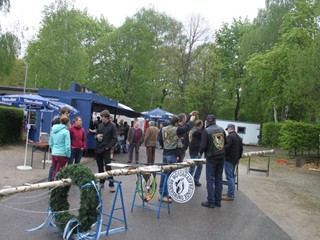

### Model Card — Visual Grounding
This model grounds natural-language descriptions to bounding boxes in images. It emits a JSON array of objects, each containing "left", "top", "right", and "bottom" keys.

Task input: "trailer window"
[{"left": 237, "top": 126, "right": 246, "bottom": 134}]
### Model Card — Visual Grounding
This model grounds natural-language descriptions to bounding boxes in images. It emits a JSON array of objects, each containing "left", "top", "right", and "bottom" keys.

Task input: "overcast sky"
[{"left": 0, "top": 0, "right": 266, "bottom": 55}]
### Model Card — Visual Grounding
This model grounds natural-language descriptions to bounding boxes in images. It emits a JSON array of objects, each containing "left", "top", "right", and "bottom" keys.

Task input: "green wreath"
[
  {"left": 49, "top": 164, "right": 100, "bottom": 233},
  {"left": 136, "top": 173, "right": 157, "bottom": 202}
]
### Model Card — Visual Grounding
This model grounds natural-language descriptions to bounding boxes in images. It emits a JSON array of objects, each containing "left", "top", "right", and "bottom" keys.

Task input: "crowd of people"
[{"left": 48, "top": 106, "right": 243, "bottom": 206}]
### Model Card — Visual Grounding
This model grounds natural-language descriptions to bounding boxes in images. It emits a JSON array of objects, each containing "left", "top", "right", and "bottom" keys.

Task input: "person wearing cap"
[
  {"left": 94, "top": 110, "right": 118, "bottom": 192},
  {"left": 222, "top": 123, "right": 243, "bottom": 201},
  {"left": 158, "top": 111, "right": 197, "bottom": 203},
  {"left": 199, "top": 114, "right": 226, "bottom": 208}
]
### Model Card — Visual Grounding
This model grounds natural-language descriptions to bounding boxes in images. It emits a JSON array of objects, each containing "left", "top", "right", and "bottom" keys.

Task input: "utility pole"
[{"left": 23, "top": 62, "right": 28, "bottom": 94}]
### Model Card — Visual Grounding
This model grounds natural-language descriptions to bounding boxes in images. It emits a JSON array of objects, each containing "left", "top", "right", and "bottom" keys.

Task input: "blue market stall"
[
  {"left": 38, "top": 83, "right": 141, "bottom": 149},
  {"left": 0, "top": 94, "right": 78, "bottom": 169}
]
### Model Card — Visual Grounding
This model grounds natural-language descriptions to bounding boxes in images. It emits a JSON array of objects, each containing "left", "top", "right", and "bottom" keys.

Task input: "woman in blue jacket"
[{"left": 49, "top": 116, "right": 71, "bottom": 181}]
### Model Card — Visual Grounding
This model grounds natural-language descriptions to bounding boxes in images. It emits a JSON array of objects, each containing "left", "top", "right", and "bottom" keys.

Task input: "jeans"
[
  {"left": 189, "top": 153, "right": 203, "bottom": 183},
  {"left": 68, "top": 149, "right": 83, "bottom": 165},
  {"left": 159, "top": 154, "right": 176, "bottom": 196},
  {"left": 48, "top": 164, "right": 53, "bottom": 182},
  {"left": 205, "top": 160, "right": 223, "bottom": 205},
  {"left": 224, "top": 160, "right": 235, "bottom": 197}
]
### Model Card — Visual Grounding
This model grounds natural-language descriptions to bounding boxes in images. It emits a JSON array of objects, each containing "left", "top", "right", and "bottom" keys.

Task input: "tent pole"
[{"left": 17, "top": 127, "right": 32, "bottom": 170}]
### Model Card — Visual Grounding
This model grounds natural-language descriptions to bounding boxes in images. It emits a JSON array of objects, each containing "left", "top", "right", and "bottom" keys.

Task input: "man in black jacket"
[
  {"left": 95, "top": 110, "right": 118, "bottom": 192},
  {"left": 222, "top": 123, "right": 243, "bottom": 201},
  {"left": 199, "top": 114, "right": 226, "bottom": 208},
  {"left": 188, "top": 120, "right": 203, "bottom": 186}
]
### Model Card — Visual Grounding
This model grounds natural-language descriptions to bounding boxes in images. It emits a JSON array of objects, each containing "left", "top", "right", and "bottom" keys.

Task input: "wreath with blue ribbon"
[{"left": 49, "top": 164, "right": 100, "bottom": 234}]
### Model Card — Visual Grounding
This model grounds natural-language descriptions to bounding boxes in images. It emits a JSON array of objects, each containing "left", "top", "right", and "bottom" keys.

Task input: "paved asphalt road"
[{"left": 0, "top": 146, "right": 291, "bottom": 240}]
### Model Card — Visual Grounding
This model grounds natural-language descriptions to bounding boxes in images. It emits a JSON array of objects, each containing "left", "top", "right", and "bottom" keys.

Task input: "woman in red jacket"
[{"left": 68, "top": 116, "right": 86, "bottom": 164}]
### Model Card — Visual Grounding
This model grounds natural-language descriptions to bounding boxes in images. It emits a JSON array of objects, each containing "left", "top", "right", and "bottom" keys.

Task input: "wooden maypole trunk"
[{"left": 0, "top": 150, "right": 274, "bottom": 197}]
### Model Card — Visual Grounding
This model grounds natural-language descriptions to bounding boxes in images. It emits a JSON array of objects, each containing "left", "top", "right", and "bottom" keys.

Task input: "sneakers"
[
  {"left": 222, "top": 195, "right": 234, "bottom": 201},
  {"left": 109, "top": 186, "right": 116, "bottom": 193},
  {"left": 158, "top": 196, "right": 172, "bottom": 203},
  {"left": 201, "top": 201, "right": 215, "bottom": 208},
  {"left": 195, "top": 182, "right": 202, "bottom": 187},
  {"left": 214, "top": 203, "right": 222, "bottom": 207}
]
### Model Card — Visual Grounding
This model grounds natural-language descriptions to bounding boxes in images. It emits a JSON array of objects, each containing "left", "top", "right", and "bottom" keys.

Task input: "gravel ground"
[{"left": 238, "top": 146, "right": 320, "bottom": 240}]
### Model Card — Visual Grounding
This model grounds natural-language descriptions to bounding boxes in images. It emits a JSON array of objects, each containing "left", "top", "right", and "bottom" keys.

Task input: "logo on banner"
[
  {"left": 136, "top": 173, "right": 157, "bottom": 202},
  {"left": 168, "top": 169, "right": 195, "bottom": 203}
]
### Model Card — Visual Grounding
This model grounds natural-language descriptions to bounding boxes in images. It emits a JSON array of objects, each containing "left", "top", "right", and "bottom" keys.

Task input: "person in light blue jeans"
[
  {"left": 189, "top": 154, "right": 203, "bottom": 186},
  {"left": 222, "top": 123, "right": 243, "bottom": 201},
  {"left": 159, "top": 155, "right": 177, "bottom": 199}
]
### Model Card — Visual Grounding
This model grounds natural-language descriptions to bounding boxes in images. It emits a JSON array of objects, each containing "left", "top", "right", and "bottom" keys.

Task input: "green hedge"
[
  {"left": 262, "top": 121, "right": 320, "bottom": 155},
  {"left": 0, "top": 106, "right": 24, "bottom": 145},
  {"left": 261, "top": 122, "right": 283, "bottom": 147},
  {"left": 279, "top": 121, "right": 320, "bottom": 155}
]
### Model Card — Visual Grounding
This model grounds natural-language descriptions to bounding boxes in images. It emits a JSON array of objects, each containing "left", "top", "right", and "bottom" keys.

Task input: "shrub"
[
  {"left": 279, "top": 121, "right": 320, "bottom": 155},
  {"left": 0, "top": 106, "right": 24, "bottom": 145},
  {"left": 261, "top": 122, "right": 283, "bottom": 147}
]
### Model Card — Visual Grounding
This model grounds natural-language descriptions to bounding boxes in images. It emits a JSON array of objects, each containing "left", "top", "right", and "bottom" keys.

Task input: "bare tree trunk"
[
  {"left": 234, "top": 88, "right": 240, "bottom": 121},
  {"left": 273, "top": 106, "right": 278, "bottom": 123}
]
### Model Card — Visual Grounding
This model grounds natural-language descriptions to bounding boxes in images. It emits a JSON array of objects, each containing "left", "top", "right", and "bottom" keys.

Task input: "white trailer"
[{"left": 216, "top": 120, "right": 261, "bottom": 146}]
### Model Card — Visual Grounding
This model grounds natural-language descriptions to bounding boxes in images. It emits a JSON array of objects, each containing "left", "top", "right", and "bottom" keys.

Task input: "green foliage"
[
  {"left": 215, "top": 18, "right": 252, "bottom": 121},
  {"left": 0, "top": 59, "right": 26, "bottom": 86},
  {"left": 49, "top": 164, "right": 99, "bottom": 233},
  {"left": 88, "top": 8, "right": 184, "bottom": 111},
  {"left": 25, "top": 2, "right": 105, "bottom": 90},
  {"left": 279, "top": 121, "right": 320, "bottom": 155},
  {"left": 261, "top": 122, "right": 283, "bottom": 147},
  {"left": 0, "top": 106, "right": 23, "bottom": 145},
  {"left": 5, "top": 0, "right": 320, "bottom": 125},
  {"left": 184, "top": 44, "right": 224, "bottom": 120},
  {"left": 0, "top": 32, "right": 20, "bottom": 77},
  {"left": 246, "top": 0, "right": 320, "bottom": 123}
]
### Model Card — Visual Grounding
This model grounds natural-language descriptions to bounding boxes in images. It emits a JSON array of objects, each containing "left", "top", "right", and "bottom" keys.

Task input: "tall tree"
[
  {"left": 0, "top": 0, "right": 20, "bottom": 79},
  {"left": 163, "top": 14, "right": 210, "bottom": 113},
  {"left": 25, "top": 0, "right": 105, "bottom": 90},
  {"left": 89, "top": 8, "right": 182, "bottom": 111},
  {"left": 215, "top": 18, "right": 251, "bottom": 121},
  {"left": 184, "top": 44, "right": 224, "bottom": 120},
  {"left": 246, "top": 0, "right": 320, "bottom": 123}
]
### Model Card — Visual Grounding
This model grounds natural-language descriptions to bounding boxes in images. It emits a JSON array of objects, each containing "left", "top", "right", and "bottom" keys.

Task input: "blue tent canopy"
[
  {"left": 49, "top": 101, "right": 79, "bottom": 115},
  {"left": 142, "top": 107, "right": 174, "bottom": 122},
  {"left": 0, "top": 94, "right": 51, "bottom": 109},
  {"left": 0, "top": 94, "right": 78, "bottom": 113}
]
